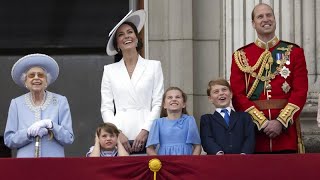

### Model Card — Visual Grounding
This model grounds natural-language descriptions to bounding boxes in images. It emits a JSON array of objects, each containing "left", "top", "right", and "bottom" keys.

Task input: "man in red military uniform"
[{"left": 230, "top": 3, "right": 308, "bottom": 153}]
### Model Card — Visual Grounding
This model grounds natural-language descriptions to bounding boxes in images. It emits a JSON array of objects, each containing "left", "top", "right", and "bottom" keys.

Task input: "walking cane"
[
  {"left": 34, "top": 136, "right": 40, "bottom": 157},
  {"left": 295, "top": 117, "right": 305, "bottom": 154},
  {"left": 34, "top": 130, "right": 53, "bottom": 157}
]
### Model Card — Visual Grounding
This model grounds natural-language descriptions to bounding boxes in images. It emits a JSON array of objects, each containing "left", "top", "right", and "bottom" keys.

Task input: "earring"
[
  {"left": 117, "top": 47, "right": 120, "bottom": 52},
  {"left": 136, "top": 41, "right": 138, "bottom": 47}
]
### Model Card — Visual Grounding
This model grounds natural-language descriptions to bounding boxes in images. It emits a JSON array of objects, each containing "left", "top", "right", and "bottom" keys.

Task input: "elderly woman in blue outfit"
[{"left": 4, "top": 54, "right": 74, "bottom": 157}]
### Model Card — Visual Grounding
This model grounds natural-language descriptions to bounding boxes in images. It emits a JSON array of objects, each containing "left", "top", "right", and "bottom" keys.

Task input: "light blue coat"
[{"left": 4, "top": 91, "right": 74, "bottom": 157}]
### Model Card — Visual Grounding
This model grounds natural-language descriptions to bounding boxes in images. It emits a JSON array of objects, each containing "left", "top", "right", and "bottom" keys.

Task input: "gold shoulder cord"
[
  {"left": 246, "top": 51, "right": 272, "bottom": 98},
  {"left": 234, "top": 50, "right": 272, "bottom": 98}
]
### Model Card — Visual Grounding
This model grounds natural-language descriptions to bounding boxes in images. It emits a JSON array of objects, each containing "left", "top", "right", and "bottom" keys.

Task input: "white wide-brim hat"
[
  {"left": 106, "top": 9, "right": 146, "bottom": 56},
  {"left": 11, "top": 53, "right": 59, "bottom": 88}
]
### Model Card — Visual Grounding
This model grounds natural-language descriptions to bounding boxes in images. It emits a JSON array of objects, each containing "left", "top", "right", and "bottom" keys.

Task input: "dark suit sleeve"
[
  {"left": 240, "top": 112, "right": 255, "bottom": 154},
  {"left": 200, "top": 115, "right": 223, "bottom": 154}
]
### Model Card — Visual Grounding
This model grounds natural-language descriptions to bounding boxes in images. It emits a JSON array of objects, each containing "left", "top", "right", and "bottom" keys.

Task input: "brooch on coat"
[{"left": 276, "top": 51, "right": 292, "bottom": 94}]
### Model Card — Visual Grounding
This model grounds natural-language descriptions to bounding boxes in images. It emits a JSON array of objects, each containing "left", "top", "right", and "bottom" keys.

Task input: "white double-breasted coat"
[{"left": 101, "top": 55, "right": 164, "bottom": 140}]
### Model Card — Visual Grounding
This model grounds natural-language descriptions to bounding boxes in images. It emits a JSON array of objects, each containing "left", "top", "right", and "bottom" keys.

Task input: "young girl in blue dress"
[{"left": 146, "top": 87, "right": 201, "bottom": 155}]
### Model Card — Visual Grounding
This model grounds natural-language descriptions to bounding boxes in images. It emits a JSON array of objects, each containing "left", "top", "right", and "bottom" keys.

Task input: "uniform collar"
[{"left": 254, "top": 36, "right": 279, "bottom": 49}]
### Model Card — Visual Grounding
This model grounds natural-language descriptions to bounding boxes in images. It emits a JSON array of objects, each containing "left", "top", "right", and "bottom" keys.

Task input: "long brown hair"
[{"left": 160, "top": 87, "right": 189, "bottom": 117}]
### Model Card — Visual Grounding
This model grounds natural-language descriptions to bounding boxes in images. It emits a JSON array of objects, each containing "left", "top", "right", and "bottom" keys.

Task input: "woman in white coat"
[{"left": 101, "top": 10, "right": 164, "bottom": 154}]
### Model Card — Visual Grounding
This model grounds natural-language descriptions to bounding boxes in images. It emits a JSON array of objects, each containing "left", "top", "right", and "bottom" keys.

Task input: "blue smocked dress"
[{"left": 146, "top": 114, "right": 201, "bottom": 155}]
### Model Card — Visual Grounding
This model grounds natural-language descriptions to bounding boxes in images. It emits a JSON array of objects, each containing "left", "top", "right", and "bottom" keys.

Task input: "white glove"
[
  {"left": 27, "top": 119, "right": 53, "bottom": 137},
  {"left": 38, "top": 128, "right": 49, "bottom": 138}
]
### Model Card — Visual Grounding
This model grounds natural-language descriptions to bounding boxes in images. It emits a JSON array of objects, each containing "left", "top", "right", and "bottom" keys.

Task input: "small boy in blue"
[
  {"left": 200, "top": 78, "right": 255, "bottom": 155},
  {"left": 87, "top": 122, "right": 128, "bottom": 157}
]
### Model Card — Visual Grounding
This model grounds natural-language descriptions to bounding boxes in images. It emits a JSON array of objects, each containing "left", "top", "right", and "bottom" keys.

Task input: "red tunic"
[{"left": 230, "top": 38, "right": 308, "bottom": 152}]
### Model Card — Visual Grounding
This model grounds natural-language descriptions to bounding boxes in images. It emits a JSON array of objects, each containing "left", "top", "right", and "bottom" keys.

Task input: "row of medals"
[{"left": 265, "top": 52, "right": 291, "bottom": 94}]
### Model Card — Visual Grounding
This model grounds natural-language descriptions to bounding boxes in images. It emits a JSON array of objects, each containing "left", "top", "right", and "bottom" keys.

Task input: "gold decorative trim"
[
  {"left": 245, "top": 106, "right": 268, "bottom": 130},
  {"left": 246, "top": 51, "right": 271, "bottom": 98},
  {"left": 149, "top": 158, "right": 162, "bottom": 180},
  {"left": 277, "top": 103, "right": 300, "bottom": 128},
  {"left": 254, "top": 36, "right": 279, "bottom": 49},
  {"left": 233, "top": 43, "right": 294, "bottom": 99},
  {"left": 234, "top": 50, "right": 268, "bottom": 74},
  {"left": 234, "top": 50, "right": 271, "bottom": 97}
]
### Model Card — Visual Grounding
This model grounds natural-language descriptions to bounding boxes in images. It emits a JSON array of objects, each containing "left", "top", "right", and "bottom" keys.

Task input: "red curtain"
[{"left": 1, "top": 154, "right": 319, "bottom": 180}]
